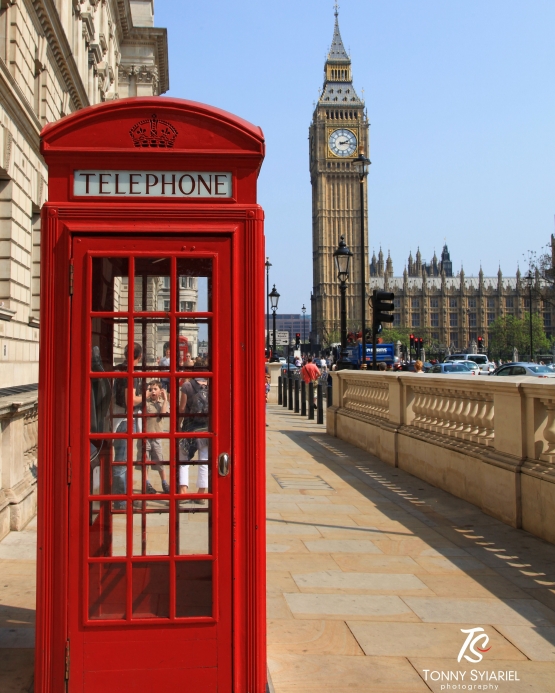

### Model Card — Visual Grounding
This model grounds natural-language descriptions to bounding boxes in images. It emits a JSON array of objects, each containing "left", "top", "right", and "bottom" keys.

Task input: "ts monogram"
[{"left": 458, "top": 627, "right": 492, "bottom": 663}]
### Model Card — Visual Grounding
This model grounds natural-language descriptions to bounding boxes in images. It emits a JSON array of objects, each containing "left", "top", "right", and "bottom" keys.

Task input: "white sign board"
[
  {"left": 267, "top": 331, "right": 289, "bottom": 346},
  {"left": 73, "top": 171, "right": 232, "bottom": 198}
]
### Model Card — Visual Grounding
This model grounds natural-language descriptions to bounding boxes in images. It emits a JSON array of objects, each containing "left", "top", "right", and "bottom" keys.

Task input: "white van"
[{"left": 448, "top": 353, "right": 495, "bottom": 374}]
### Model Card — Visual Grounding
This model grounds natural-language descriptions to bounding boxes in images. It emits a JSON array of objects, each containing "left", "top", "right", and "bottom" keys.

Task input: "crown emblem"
[{"left": 129, "top": 114, "right": 178, "bottom": 148}]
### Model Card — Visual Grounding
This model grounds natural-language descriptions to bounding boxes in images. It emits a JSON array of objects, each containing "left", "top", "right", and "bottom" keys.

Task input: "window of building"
[
  {"left": 524, "top": 298, "right": 531, "bottom": 309},
  {"left": 487, "top": 298, "right": 495, "bottom": 309},
  {"left": 506, "top": 297, "right": 514, "bottom": 308},
  {"left": 412, "top": 314, "right": 420, "bottom": 328},
  {"left": 394, "top": 298, "right": 401, "bottom": 309},
  {"left": 469, "top": 313, "right": 476, "bottom": 327},
  {"left": 163, "top": 299, "right": 170, "bottom": 312},
  {"left": 430, "top": 298, "right": 439, "bottom": 308},
  {"left": 470, "top": 332, "right": 477, "bottom": 343},
  {"left": 468, "top": 298, "right": 476, "bottom": 309},
  {"left": 487, "top": 312, "right": 495, "bottom": 325},
  {"left": 180, "top": 301, "right": 195, "bottom": 312},
  {"left": 431, "top": 332, "right": 439, "bottom": 342},
  {"left": 163, "top": 277, "right": 170, "bottom": 289},
  {"left": 544, "top": 312, "right": 552, "bottom": 328},
  {"left": 450, "top": 332, "right": 458, "bottom": 348},
  {"left": 449, "top": 298, "right": 457, "bottom": 308},
  {"left": 450, "top": 313, "right": 458, "bottom": 327},
  {"left": 431, "top": 313, "right": 439, "bottom": 327},
  {"left": 393, "top": 313, "right": 400, "bottom": 326},
  {"left": 411, "top": 298, "right": 420, "bottom": 309}
]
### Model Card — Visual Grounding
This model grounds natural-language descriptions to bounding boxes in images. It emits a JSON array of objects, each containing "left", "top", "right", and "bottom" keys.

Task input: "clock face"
[{"left": 328, "top": 129, "right": 357, "bottom": 157}]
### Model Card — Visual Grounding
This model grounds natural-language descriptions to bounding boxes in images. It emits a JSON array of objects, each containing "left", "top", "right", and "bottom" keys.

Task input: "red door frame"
[
  {"left": 69, "top": 235, "right": 232, "bottom": 691},
  {"left": 36, "top": 99, "right": 266, "bottom": 693}
]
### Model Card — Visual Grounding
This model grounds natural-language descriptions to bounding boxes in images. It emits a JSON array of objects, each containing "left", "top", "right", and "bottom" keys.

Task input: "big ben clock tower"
[{"left": 310, "top": 8, "right": 369, "bottom": 346}]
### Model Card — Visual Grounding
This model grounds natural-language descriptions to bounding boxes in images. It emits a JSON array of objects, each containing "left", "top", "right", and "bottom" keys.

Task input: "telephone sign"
[{"left": 36, "top": 98, "right": 267, "bottom": 693}]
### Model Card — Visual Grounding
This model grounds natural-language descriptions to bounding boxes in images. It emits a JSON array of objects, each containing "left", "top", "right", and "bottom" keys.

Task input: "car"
[
  {"left": 429, "top": 363, "right": 476, "bottom": 375},
  {"left": 448, "top": 353, "right": 495, "bottom": 374},
  {"left": 278, "top": 357, "right": 286, "bottom": 365},
  {"left": 490, "top": 362, "right": 555, "bottom": 378},
  {"left": 281, "top": 363, "right": 300, "bottom": 377},
  {"left": 445, "top": 360, "right": 480, "bottom": 375}
]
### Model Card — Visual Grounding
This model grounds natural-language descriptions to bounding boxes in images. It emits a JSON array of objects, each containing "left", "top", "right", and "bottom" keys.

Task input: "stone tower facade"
[{"left": 309, "top": 10, "right": 369, "bottom": 345}]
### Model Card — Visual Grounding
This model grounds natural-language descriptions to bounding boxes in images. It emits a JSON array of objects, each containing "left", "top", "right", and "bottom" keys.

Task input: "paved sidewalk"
[
  {"left": 0, "top": 516, "right": 36, "bottom": 693},
  {"left": 266, "top": 404, "right": 555, "bottom": 693}
]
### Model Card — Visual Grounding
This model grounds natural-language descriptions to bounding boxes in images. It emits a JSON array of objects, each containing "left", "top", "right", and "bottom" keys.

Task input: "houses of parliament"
[{"left": 310, "top": 11, "right": 550, "bottom": 352}]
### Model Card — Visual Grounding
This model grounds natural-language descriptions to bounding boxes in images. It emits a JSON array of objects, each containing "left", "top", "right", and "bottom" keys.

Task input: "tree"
[{"left": 488, "top": 313, "right": 550, "bottom": 361}]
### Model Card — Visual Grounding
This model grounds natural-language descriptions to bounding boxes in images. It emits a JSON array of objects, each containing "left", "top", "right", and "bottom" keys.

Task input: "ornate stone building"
[
  {"left": 369, "top": 245, "right": 552, "bottom": 351},
  {"left": 309, "top": 9, "right": 369, "bottom": 345},
  {"left": 0, "top": 0, "right": 168, "bottom": 540}
]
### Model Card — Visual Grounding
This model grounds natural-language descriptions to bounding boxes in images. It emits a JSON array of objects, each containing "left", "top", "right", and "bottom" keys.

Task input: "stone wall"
[{"left": 327, "top": 371, "right": 555, "bottom": 544}]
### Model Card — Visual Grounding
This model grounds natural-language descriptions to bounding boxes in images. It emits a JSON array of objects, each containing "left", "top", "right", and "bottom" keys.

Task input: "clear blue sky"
[{"left": 155, "top": 1, "right": 555, "bottom": 313}]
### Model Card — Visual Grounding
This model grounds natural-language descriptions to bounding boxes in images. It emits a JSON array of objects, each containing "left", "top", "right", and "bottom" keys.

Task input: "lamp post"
[
  {"left": 527, "top": 271, "right": 534, "bottom": 361},
  {"left": 265, "top": 258, "right": 272, "bottom": 355},
  {"left": 353, "top": 153, "right": 371, "bottom": 368},
  {"left": 269, "top": 284, "right": 280, "bottom": 362},
  {"left": 302, "top": 304, "right": 306, "bottom": 347},
  {"left": 334, "top": 236, "right": 353, "bottom": 370}
]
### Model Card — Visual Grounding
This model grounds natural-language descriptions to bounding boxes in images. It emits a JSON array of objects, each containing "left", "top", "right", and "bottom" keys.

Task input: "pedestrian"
[
  {"left": 301, "top": 356, "right": 321, "bottom": 409},
  {"left": 144, "top": 379, "right": 170, "bottom": 494},
  {"left": 414, "top": 360, "right": 424, "bottom": 373}
]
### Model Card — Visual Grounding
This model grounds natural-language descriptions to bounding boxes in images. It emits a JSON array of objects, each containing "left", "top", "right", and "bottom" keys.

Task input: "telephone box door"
[{"left": 68, "top": 235, "right": 232, "bottom": 692}]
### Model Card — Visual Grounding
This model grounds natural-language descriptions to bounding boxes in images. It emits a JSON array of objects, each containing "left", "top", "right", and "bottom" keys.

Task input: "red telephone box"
[{"left": 36, "top": 98, "right": 266, "bottom": 692}]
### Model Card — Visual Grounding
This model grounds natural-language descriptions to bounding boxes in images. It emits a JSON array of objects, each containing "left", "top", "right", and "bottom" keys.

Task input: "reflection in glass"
[
  {"left": 90, "top": 438, "right": 130, "bottom": 497},
  {"left": 133, "top": 319, "right": 171, "bottom": 371},
  {"left": 90, "top": 376, "right": 115, "bottom": 434},
  {"left": 89, "top": 562, "right": 126, "bottom": 620},
  {"left": 177, "top": 501, "right": 211, "bottom": 555},
  {"left": 92, "top": 318, "right": 128, "bottom": 371},
  {"left": 176, "top": 440, "right": 211, "bottom": 494},
  {"left": 177, "top": 320, "right": 210, "bottom": 371},
  {"left": 89, "top": 501, "right": 126, "bottom": 557},
  {"left": 175, "top": 561, "right": 212, "bottom": 618},
  {"left": 133, "top": 501, "right": 169, "bottom": 556},
  {"left": 177, "top": 377, "right": 210, "bottom": 433},
  {"left": 92, "top": 257, "right": 129, "bottom": 312},
  {"left": 177, "top": 258, "right": 212, "bottom": 313},
  {"left": 134, "top": 258, "right": 171, "bottom": 314},
  {"left": 132, "top": 562, "right": 169, "bottom": 619}
]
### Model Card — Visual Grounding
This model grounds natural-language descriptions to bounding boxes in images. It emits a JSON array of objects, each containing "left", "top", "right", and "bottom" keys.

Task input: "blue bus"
[{"left": 345, "top": 342, "right": 396, "bottom": 367}]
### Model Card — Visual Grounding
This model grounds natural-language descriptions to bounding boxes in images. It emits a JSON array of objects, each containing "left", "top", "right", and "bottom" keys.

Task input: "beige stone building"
[
  {"left": 309, "top": 10, "right": 369, "bottom": 345},
  {"left": 370, "top": 244, "right": 552, "bottom": 352},
  {"left": 0, "top": 0, "right": 168, "bottom": 540}
]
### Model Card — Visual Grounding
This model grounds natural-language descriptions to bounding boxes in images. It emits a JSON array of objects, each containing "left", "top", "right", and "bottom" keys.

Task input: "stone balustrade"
[
  {"left": 327, "top": 372, "right": 555, "bottom": 544},
  {"left": 0, "top": 392, "right": 38, "bottom": 541}
]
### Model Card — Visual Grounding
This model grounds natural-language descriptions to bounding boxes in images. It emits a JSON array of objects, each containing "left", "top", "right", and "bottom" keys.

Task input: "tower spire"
[{"left": 329, "top": 7, "right": 349, "bottom": 62}]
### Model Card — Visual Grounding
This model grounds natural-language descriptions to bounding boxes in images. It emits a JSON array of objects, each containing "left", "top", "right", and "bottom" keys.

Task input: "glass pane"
[
  {"left": 177, "top": 320, "right": 210, "bottom": 371},
  {"left": 132, "top": 456, "right": 171, "bottom": 495},
  {"left": 133, "top": 501, "right": 170, "bottom": 556},
  {"left": 92, "top": 318, "right": 128, "bottom": 372},
  {"left": 133, "top": 319, "right": 171, "bottom": 371},
  {"left": 89, "top": 562, "right": 127, "bottom": 620},
  {"left": 176, "top": 377, "right": 211, "bottom": 432},
  {"left": 133, "top": 258, "right": 171, "bottom": 313},
  {"left": 90, "top": 377, "right": 117, "bottom": 434},
  {"left": 175, "top": 561, "right": 212, "bottom": 618},
  {"left": 177, "top": 258, "right": 212, "bottom": 313},
  {"left": 92, "top": 257, "right": 128, "bottom": 312},
  {"left": 132, "top": 562, "right": 169, "bottom": 619},
  {"left": 176, "top": 439, "right": 211, "bottom": 494},
  {"left": 177, "top": 501, "right": 211, "bottom": 555},
  {"left": 89, "top": 501, "right": 126, "bottom": 557},
  {"left": 90, "top": 438, "right": 132, "bottom": 496}
]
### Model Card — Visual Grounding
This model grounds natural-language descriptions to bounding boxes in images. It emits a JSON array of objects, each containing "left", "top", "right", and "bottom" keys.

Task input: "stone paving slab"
[{"left": 265, "top": 404, "right": 555, "bottom": 692}]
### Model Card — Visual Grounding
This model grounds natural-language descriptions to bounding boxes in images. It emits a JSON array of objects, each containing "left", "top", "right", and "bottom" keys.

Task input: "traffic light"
[
  {"left": 410, "top": 334, "right": 415, "bottom": 349},
  {"left": 477, "top": 336, "right": 483, "bottom": 353},
  {"left": 372, "top": 290, "right": 395, "bottom": 333},
  {"left": 295, "top": 333, "right": 301, "bottom": 348},
  {"left": 418, "top": 337, "right": 424, "bottom": 359}
]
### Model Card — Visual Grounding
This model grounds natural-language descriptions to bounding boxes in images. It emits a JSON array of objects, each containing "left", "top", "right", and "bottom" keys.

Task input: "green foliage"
[{"left": 488, "top": 313, "right": 550, "bottom": 360}]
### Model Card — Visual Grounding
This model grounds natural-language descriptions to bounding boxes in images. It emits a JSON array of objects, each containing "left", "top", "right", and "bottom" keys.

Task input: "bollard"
[
  {"left": 282, "top": 372, "right": 288, "bottom": 408},
  {"left": 308, "top": 381, "right": 315, "bottom": 420},
  {"left": 317, "top": 381, "right": 324, "bottom": 424},
  {"left": 327, "top": 374, "right": 332, "bottom": 407},
  {"left": 278, "top": 376, "right": 283, "bottom": 405},
  {"left": 288, "top": 373, "right": 293, "bottom": 410},
  {"left": 294, "top": 377, "right": 300, "bottom": 413},
  {"left": 301, "top": 380, "right": 307, "bottom": 416}
]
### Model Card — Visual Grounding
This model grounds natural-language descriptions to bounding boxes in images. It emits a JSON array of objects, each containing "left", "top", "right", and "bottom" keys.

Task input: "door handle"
[{"left": 218, "top": 452, "right": 230, "bottom": 477}]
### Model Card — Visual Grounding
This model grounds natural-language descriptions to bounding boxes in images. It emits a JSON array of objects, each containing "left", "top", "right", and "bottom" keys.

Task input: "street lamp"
[
  {"left": 353, "top": 152, "right": 371, "bottom": 368},
  {"left": 526, "top": 271, "right": 534, "bottom": 361},
  {"left": 265, "top": 258, "right": 272, "bottom": 355},
  {"left": 334, "top": 236, "right": 353, "bottom": 370},
  {"left": 301, "top": 304, "right": 306, "bottom": 346},
  {"left": 269, "top": 284, "right": 280, "bottom": 362}
]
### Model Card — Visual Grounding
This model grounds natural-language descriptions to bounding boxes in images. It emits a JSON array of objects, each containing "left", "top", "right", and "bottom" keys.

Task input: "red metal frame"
[{"left": 36, "top": 98, "right": 266, "bottom": 693}]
